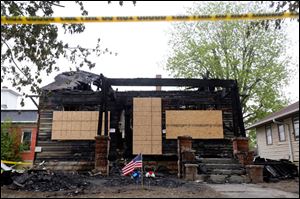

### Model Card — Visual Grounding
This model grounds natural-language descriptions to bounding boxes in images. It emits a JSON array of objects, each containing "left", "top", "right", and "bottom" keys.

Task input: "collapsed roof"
[{"left": 42, "top": 70, "right": 100, "bottom": 91}]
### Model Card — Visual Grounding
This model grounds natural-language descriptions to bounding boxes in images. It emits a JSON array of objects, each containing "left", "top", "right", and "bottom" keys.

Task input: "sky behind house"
[{"left": 2, "top": 1, "right": 299, "bottom": 109}]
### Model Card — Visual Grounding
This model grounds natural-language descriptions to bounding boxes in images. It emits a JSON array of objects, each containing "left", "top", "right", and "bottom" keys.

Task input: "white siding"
[{"left": 256, "top": 117, "right": 299, "bottom": 162}]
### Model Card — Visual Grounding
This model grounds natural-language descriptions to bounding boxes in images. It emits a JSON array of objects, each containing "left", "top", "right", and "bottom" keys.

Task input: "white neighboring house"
[
  {"left": 246, "top": 101, "right": 299, "bottom": 166},
  {"left": 1, "top": 86, "right": 21, "bottom": 109}
]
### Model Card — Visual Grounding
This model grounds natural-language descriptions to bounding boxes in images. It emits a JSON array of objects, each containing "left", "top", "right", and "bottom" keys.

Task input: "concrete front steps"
[{"left": 196, "top": 158, "right": 249, "bottom": 183}]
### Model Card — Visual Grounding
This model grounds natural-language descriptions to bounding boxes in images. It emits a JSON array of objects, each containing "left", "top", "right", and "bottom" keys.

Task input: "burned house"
[{"left": 35, "top": 70, "right": 249, "bottom": 178}]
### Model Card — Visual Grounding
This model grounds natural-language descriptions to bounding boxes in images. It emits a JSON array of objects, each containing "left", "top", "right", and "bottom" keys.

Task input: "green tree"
[
  {"left": 1, "top": 121, "right": 24, "bottom": 161},
  {"left": 1, "top": 1, "right": 115, "bottom": 106},
  {"left": 166, "top": 2, "right": 291, "bottom": 128}
]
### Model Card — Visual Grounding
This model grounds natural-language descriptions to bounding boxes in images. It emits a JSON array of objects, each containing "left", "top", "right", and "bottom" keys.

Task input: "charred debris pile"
[{"left": 8, "top": 170, "right": 89, "bottom": 192}]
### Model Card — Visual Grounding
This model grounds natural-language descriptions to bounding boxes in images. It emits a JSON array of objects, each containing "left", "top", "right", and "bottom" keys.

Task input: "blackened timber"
[
  {"left": 124, "top": 106, "right": 132, "bottom": 158},
  {"left": 97, "top": 92, "right": 104, "bottom": 136},
  {"left": 108, "top": 78, "right": 235, "bottom": 88},
  {"left": 116, "top": 90, "right": 224, "bottom": 97},
  {"left": 231, "top": 89, "right": 239, "bottom": 137},
  {"left": 232, "top": 82, "right": 246, "bottom": 137},
  {"left": 104, "top": 79, "right": 109, "bottom": 136}
]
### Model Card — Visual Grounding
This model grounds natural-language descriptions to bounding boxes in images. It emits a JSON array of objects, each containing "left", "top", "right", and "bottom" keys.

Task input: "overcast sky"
[{"left": 3, "top": 1, "right": 299, "bottom": 109}]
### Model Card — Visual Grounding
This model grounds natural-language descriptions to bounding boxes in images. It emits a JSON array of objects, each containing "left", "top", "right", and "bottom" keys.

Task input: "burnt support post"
[
  {"left": 97, "top": 74, "right": 105, "bottom": 136},
  {"left": 95, "top": 135, "right": 110, "bottom": 175},
  {"left": 94, "top": 74, "right": 111, "bottom": 174},
  {"left": 233, "top": 81, "right": 246, "bottom": 137},
  {"left": 103, "top": 78, "right": 109, "bottom": 136},
  {"left": 177, "top": 136, "right": 193, "bottom": 178},
  {"left": 231, "top": 81, "right": 246, "bottom": 137},
  {"left": 97, "top": 95, "right": 103, "bottom": 136}
]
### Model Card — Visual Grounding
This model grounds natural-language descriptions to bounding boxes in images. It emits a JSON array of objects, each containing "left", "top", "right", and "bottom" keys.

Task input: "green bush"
[{"left": 1, "top": 120, "right": 25, "bottom": 161}]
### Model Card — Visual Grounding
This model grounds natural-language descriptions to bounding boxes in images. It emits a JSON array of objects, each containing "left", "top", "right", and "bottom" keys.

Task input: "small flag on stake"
[{"left": 122, "top": 153, "right": 143, "bottom": 176}]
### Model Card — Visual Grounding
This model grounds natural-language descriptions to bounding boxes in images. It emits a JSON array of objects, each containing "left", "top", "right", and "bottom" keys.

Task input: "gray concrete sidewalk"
[{"left": 207, "top": 183, "right": 299, "bottom": 198}]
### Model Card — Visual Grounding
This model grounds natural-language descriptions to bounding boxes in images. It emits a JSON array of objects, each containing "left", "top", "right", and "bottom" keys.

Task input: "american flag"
[{"left": 122, "top": 154, "right": 143, "bottom": 176}]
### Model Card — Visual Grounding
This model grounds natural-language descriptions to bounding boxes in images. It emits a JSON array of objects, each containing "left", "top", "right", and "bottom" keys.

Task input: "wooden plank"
[
  {"left": 152, "top": 106, "right": 161, "bottom": 112},
  {"left": 151, "top": 135, "right": 162, "bottom": 141},
  {"left": 166, "top": 110, "right": 222, "bottom": 125},
  {"left": 91, "top": 111, "right": 99, "bottom": 120},
  {"left": 53, "top": 111, "right": 62, "bottom": 121},
  {"left": 151, "top": 145, "right": 162, "bottom": 154},
  {"left": 82, "top": 111, "right": 92, "bottom": 121},
  {"left": 166, "top": 110, "right": 223, "bottom": 139},
  {"left": 133, "top": 135, "right": 152, "bottom": 141},
  {"left": 166, "top": 126, "right": 224, "bottom": 139},
  {"left": 133, "top": 97, "right": 162, "bottom": 155},
  {"left": 133, "top": 106, "right": 152, "bottom": 112},
  {"left": 133, "top": 115, "right": 152, "bottom": 126},
  {"left": 81, "top": 121, "right": 91, "bottom": 131},
  {"left": 52, "top": 121, "right": 62, "bottom": 131},
  {"left": 91, "top": 121, "right": 99, "bottom": 131},
  {"left": 151, "top": 98, "right": 161, "bottom": 106},
  {"left": 133, "top": 126, "right": 151, "bottom": 136},
  {"left": 152, "top": 140, "right": 162, "bottom": 145},
  {"left": 133, "top": 98, "right": 152, "bottom": 107},
  {"left": 133, "top": 111, "right": 152, "bottom": 117},
  {"left": 71, "top": 121, "right": 81, "bottom": 131},
  {"left": 133, "top": 144, "right": 151, "bottom": 154},
  {"left": 51, "top": 130, "right": 59, "bottom": 139},
  {"left": 152, "top": 113, "right": 161, "bottom": 126},
  {"left": 51, "top": 111, "right": 102, "bottom": 140},
  {"left": 151, "top": 126, "right": 161, "bottom": 136}
]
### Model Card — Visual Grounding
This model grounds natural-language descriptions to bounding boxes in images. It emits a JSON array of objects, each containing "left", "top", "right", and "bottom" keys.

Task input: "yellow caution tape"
[
  {"left": 1, "top": 12, "right": 299, "bottom": 24},
  {"left": 1, "top": 160, "right": 32, "bottom": 165}
]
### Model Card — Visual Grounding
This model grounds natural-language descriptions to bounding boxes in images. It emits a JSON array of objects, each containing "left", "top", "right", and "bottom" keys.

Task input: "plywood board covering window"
[
  {"left": 133, "top": 98, "right": 162, "bottom": 155},
  {"left": 166, "top": 110, "right": 224, "bottom": 139},
  {"left": 52, "top": 111, "right": 110, "bottom": 140}
]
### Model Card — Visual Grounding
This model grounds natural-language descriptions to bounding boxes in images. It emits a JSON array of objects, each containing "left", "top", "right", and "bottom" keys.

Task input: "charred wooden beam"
[
  {"left": 28, "top": 96, "right": 39, "bottom": 108},
  {"left": 103, "top": 78, "right": 109, "bottom": 136},
  {"left": 232, "top": 82, "right": 246, "bottom": 137},
  {"left": 231, "top": 88, "right": 239, "bottom": 137},
  {"left": 107, "top": 78, "right": 235, "bottom": 88}
]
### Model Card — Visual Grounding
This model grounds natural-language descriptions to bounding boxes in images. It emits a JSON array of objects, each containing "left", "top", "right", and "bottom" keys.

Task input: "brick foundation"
[
  {"left": 246, "top": 165, "right": 264, "bottom": 183},
  {"left": 236, "top": 151, "right": 254, "bottom": 166},
  {"left": 95, "top": 135, "right": 110, "bottom": 175},
  {"left": 184, "top": 164, "right": 198, "bottom": 181},
  {"left": 232, "top": 137, "right": 249, "bottom": 154},
  {"left": 232, "top": 137, "right": 253, "bottom": 166}
]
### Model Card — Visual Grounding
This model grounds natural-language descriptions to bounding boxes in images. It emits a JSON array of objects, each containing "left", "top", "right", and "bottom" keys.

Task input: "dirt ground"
[
  {"left": 259, "top": 179, "right": 299, "bottom": 194},
  {"left": 1, "top": 177, "right": 299, "bottom": 198}
]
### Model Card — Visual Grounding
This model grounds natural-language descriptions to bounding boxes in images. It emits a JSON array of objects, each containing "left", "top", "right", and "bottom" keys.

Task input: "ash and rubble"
[
  {"left": 7, "top": 170, "right": 89, "bottom": 192},
  {"left": 103, "top": 176, "right": 186, "bottom": 188},
  {"left": 3, "top": 167, "right": 185, "bottom": 193}
]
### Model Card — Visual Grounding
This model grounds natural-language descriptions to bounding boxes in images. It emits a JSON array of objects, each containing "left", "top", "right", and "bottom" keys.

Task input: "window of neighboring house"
[
  {"left": 277, "top": 123, "right": 286, "bottom": 142},
  {"left": 21, "top": 131, "right": 32, "bottom": 151},
  {"left": 293, "top": 116, "right": 299, "bottom": 140},
  {"left": 266, "top": 125, "right": 272, "bottom": 145}
]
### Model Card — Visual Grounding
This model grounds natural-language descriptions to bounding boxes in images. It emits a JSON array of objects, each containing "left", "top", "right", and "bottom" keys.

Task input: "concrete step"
[
  {"left": 197, "top": 174, "right": 249, "bottom": 184},
  {"left": 198, "top": 158, "right": 238, "bottom": 164},
  {"left": 204, "top": 163, "right": 243, "bottom": 170},
  {"left": 207, "top": 169, "right": 246, "bottom": 175}
]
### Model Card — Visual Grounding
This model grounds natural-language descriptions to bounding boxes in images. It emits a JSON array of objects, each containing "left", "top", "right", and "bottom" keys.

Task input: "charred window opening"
[{"left": 63, "top": 105, "right": 81, "bottom": 111}]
